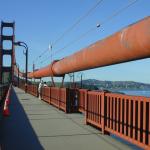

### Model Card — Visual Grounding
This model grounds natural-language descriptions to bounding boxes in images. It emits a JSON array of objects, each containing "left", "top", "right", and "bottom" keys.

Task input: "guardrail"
[
  {"left": 50, "top": 87, "right": 60, "bottom": 108},
  {"left": 3, "top": 84, "right": 12, "bottom": 116},
  {"left": 85, "top": 91, "right": 150, "bottom": 149},
  {"left": 41, "top": 86, "right": 50, "bottom": 103},
  {"left": 27, "top": 86, "right": 77, "bottom": 113},
  {"left": 85, "top": 91, "right": 105, "bottom": 129},
  {"left": 78, "top": 89, "right": 88, "bottom": 113},
  {"left": 20, "top": 83, "right": 150, "bottom": 149},
  {"left": 0, "top": 84, "right": 9, "bottom": 104},
  {"left": 27, "top": 84, "right": 38, "bottom": 97},
  {"left": 59, "top": 88, "right": 68, "bottom": 112}
]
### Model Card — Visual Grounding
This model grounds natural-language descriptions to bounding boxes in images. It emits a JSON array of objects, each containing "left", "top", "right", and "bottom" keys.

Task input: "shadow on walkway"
[{"left": 0, "top": 87, "right": 44, "bottom": 150}]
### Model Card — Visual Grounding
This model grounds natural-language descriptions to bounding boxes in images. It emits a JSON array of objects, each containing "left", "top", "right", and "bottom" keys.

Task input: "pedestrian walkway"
[{"left": 0, "top": 87, "right": 140, "bottom": 150}]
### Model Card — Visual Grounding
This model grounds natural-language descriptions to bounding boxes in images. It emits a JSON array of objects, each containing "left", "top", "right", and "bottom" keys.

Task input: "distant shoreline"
[
  {"left": 76, "top": 79, "right": 150, "bottom": 91},
  {"left": 29, "top": 79, "right": 150, "bottom": 91}
]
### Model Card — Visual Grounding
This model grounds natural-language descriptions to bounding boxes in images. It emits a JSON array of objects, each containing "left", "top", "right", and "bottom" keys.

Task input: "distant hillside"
[
  {"left": 77, "top": 79, "right": 150, "bottom": 90},
  {"left": 30, "top": 79, "right": 150, "bottom": 90}
]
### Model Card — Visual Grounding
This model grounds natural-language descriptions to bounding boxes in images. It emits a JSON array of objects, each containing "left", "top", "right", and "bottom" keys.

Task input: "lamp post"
[
  {"left": 33, "top": 62, "right": 35, "bottom": 84},
  {"left": 14, "top": 41, "right": 28, "bottom": 93}
]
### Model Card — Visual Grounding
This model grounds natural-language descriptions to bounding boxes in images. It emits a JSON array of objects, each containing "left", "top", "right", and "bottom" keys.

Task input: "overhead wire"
[
  {"left": 52, "top": 0, "right": 104, "bottom": 45},
  {"left": 33, "top": 48, "right": 49, "bottom": 62},
  {"left": 39, "top": 0, "right": 139, "bottom": 66},
  {"left": 33, "top": 0, "right": 104, "bottom": 63},
  {"left": 40, "top": 26, "right": 98, "bottom": 65},
  {"left": 57, "top": 0, "right": 139, "bottom": 54},
  {"left": 101, "top": 0, "right": 139, "bottom": 25}
]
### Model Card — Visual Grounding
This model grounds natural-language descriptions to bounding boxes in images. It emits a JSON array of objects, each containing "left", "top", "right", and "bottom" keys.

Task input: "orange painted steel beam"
[{"left": 28, "top": 16, "right": 150, "bottom": 78}]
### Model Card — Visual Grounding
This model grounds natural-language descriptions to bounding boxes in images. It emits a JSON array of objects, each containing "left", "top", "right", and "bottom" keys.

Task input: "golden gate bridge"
[{"left": 0, "top": 16, "right": 150, "bottom": 149}]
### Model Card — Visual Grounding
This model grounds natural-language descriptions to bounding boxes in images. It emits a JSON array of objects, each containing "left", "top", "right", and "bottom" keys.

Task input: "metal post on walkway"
[{"left": 14, "top": 41, "right": 28, "bottom": 93}]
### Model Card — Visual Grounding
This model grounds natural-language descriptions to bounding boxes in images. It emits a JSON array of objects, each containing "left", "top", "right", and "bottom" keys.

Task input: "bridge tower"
[{"left": 0, "top": 22, "right": 15, "bottom": 84}]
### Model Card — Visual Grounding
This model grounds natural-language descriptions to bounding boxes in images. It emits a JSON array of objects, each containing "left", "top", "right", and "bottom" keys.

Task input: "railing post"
[
  {"left": 66, "top": 88, "right": 71, "bottom": 113},
  {"left": 67, "top": 88, "right": 71, "bottom": 113},
  {"left": 101, "top": 91, "right": 110, "bottom": 135},
  {"left": 49, "top": 87, "right": 51, "bottom": 104},
  {"left": 101, "top": 91, "right": 106, "bottom": 134},
  {"left": 65, "top": 88, "right": 67, "bottom": 113},
  {"left": 41, "top": 87, "right": 43, "bottom": 100},
  {"left": 59, "top": 88, "right": 60, "bottom": 109},
  {"left": 84, "top": 90, "right": 88, "bottom": 125},
  {"left": 36, "top": 85, "right": 38, "bottom": 97},
  {"left": 66, "top": 88, "right": 68, "bottom": 113}
]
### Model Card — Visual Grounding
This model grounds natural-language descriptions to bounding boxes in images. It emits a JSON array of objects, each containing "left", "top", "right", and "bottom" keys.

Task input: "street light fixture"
[{"left": 14, "top": 41, "right": 28, "bottom": 93}]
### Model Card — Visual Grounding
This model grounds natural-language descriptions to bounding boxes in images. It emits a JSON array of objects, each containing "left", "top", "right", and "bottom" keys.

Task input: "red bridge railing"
[
  {"left": 105, "top": 93, "right": 150, "bottom": 149},
  {"left": 85, "top": 91, "right": 150, "bottom": 149},
  {"left": 41, "top": 86, "right": 50, "bottom": 103},
  {"left": 40, "top": 86, "right": 77, "bottom": 113},
  {"left": 19, "top": 83, "right": 150, "bottom": 149},
  {"left": 3, "top": 84, "right": 12, "bottom": 116},
  {"left": 27, "top": 84, "right": 38, "bottom": 97},
  {"left": 50, "top": 87, "right": 60, "bottom": 108},
  {"left": 59, "top": 88, "right": 68, "bottom": 112},
  {"left": 0, "top": 84, "right": 9, "bottom": 103},
  {"left": 78, "top": 89, "right": 88, "bottom": 113}
]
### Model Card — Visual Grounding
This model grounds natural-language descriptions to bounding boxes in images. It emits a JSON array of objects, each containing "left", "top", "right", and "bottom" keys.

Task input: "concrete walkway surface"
[{"left": 0, "top": 87, "right": 141, "bottom": 150}]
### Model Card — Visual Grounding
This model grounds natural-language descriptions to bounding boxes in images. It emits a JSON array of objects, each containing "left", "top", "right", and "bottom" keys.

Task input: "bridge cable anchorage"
[
  {"left": 39, "top": 0, "right": 139, "bottom": 66},
  {"left": 33, "top": 0, "right": 104, "bottom": 63}
]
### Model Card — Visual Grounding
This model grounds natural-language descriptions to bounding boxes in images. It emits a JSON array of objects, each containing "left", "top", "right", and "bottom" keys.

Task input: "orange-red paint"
[{"left": 28, "top": 16, "right": 150, "bottom": 78}]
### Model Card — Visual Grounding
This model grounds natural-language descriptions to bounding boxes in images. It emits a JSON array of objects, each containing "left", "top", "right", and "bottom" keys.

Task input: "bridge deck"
[{"left": 0, "top": 87, "right": 139, "bottom": 150}]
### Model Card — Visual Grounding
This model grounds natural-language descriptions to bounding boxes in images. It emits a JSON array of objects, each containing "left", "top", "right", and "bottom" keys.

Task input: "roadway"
[{"left": 0, "top": 87, "right": 140, "bottom": 150}]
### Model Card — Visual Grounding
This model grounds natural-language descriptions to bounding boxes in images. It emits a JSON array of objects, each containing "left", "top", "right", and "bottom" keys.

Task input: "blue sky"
[{"left": 0, "top": 0, "right": 150, "bottom": 83}]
